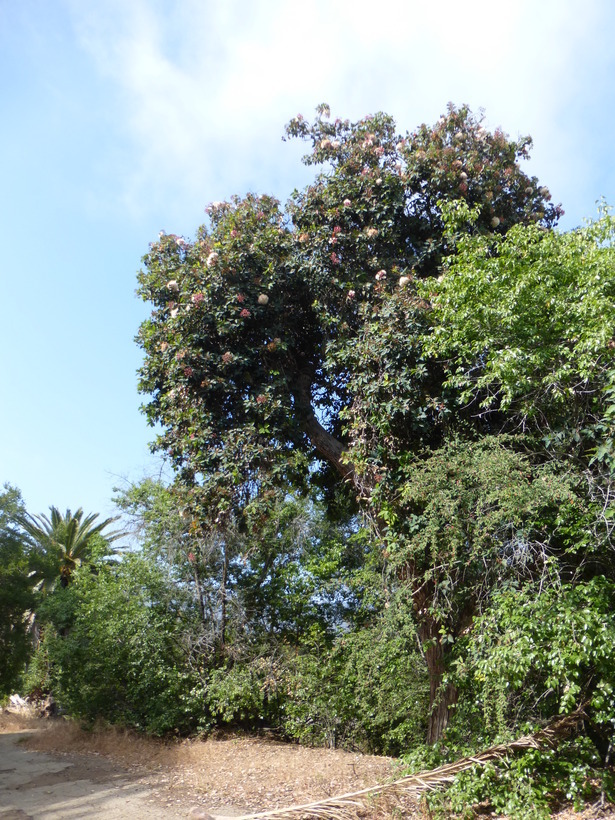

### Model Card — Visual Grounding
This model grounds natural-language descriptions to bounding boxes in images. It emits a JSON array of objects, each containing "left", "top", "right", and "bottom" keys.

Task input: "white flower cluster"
[{"left": 205, "top": 201, "right": 226, "bottom": 215}]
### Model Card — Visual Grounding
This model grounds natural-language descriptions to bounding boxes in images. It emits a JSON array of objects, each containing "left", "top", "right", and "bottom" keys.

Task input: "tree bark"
[
  {"left": 425, "top": 637, "right": 458, "bottom": 745},
  {"left": 219, "top": 541, "right": 228, "bottom": 651},
  {"left": 413, "top": 580, "right": 458, "bottom": 745}
]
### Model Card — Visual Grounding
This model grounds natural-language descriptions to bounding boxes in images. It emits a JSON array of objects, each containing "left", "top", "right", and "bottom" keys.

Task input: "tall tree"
[{"left": 136, "top": 104, "right": 561, "bottom": 742}]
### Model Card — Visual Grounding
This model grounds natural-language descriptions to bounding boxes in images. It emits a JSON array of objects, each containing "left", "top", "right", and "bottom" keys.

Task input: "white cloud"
[{"left": 65, "top": 0, "right": 613, "bottom": 227}]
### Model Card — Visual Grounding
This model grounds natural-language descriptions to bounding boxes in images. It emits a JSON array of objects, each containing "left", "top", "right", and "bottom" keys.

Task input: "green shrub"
[
  {"left": 282, "top": 611, "right": 428, "bottom": 754},
  {"left": 423, "top": 737, "right": 614, "bottom": 819},
  {"left": 459, "top": 576, "right": 615, "bottom": 734},
  {"left": 28, "top": 554, "right": 206, "bottom": 735}
]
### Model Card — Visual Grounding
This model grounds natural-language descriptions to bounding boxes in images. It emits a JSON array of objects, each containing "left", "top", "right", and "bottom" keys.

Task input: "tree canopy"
[
  {"left": 137, "top": 104, "right": 559, "bottom": 506},
  {"left": 0, "top": 485, "right": 34, "bottom": 695}
]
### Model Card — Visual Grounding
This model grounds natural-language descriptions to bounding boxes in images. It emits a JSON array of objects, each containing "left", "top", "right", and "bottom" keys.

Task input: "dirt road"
[{"left": 0, "top": 731, "right": 198, "bottom": 819}]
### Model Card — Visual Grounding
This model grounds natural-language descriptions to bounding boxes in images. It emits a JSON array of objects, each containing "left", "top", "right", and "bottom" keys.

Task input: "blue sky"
[{"left": 2, "top": 0, "right": 615, "bottom": 519}]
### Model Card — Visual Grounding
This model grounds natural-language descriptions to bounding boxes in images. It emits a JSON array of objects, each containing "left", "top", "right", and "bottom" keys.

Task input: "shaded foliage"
[
  {"left": 0, "top": 486, "right": 34, "bottom": 695},
  {"left": 29, "top": 554, "right": 203, "bottom": 735}
]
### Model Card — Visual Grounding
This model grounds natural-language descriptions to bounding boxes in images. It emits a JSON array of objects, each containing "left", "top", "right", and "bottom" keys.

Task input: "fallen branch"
[{"left": 213, "top": 706, "right": 586, "bottom": 820}]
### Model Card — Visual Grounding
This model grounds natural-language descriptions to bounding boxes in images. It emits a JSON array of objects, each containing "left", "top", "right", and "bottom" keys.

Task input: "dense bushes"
[
  {"left": 27, "top": 555, "right": 205, "bottom": 735},
  {"left": 24, "top": 543, "right": 430, "bottom": 753}
]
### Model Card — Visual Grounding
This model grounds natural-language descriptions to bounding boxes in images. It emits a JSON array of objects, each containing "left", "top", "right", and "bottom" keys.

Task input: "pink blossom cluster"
[
  {"left": 191, "top": 292, "right": 205, "bottom": 305},
  {"left": 375, "top": 270, "right": 387, "bottom": 281},
  {"left": 240, "top": 308, "right": 251, "bottom": 318}
]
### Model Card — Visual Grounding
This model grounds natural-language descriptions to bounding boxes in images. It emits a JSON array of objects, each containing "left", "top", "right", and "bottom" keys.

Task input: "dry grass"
[
  {"left": 22, "top": 716, "right": 172, "bottom": 768},
  {"left": 0, "top": 708, "right": 42, "bottom": 734},
  {"left": 13, "top": 714, "right": 413, "bottom": 816}
]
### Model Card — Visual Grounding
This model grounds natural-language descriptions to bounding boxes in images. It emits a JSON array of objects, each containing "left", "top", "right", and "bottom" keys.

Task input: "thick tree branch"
[{"left": 291, "top": 372, "right": 355, "bottom": 484}]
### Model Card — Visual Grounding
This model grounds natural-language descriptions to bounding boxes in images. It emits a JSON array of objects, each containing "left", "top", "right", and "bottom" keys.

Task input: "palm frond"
[
  {"left": 18, "top": 506, "right": 125, "bottom": 589},
  {"left": 217, "top": 708, "right": 585, "bottom": 820}
]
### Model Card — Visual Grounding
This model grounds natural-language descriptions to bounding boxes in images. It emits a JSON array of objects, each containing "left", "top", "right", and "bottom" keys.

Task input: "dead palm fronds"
[{"left": 216, "top": 707, "right": 586, "bottom": 820}]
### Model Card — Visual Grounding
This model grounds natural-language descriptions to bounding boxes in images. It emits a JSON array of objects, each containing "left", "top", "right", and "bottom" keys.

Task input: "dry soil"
[{"left": 0, "top": 711, "right": 416, "bottom": 818}]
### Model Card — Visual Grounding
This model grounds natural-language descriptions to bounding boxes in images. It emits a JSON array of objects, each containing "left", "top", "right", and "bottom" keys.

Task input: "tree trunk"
[
  {"left": 418, "top": 612, "right": 458, "bottom": 745},
  {"left": 192, "top": 566, "right": 205, "bottom": 626}
]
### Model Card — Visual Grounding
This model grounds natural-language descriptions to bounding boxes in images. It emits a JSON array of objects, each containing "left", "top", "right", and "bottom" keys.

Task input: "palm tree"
[{"left": 21, "top": 507, "right": 123, "bottom": 589}]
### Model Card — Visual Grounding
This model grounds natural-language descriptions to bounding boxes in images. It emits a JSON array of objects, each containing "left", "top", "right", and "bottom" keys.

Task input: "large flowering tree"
[{"left": 137, "top": 104, "right": 561, "bottom": 742}]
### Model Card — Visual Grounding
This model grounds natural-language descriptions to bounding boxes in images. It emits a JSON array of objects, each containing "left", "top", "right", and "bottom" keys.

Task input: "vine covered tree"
[{"left": 136, "top": 104, "right": 563, "bottom": 742}]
